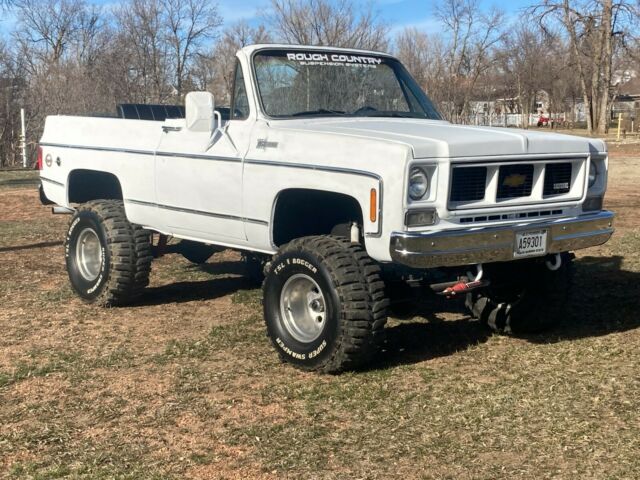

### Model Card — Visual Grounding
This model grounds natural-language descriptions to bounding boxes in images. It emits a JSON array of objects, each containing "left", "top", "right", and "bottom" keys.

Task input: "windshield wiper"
[{"left": 291, "top": 109, "right": 346, "bottom": 117}]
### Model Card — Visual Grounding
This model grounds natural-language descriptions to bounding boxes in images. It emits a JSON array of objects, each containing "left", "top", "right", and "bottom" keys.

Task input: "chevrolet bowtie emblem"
[{"left": 503, "top": 173, "right": 527, "bottom": 188}]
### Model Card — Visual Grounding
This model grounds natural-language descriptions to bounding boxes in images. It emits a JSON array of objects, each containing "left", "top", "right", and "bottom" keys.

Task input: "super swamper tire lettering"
[
  {"left": 65, "top": 200, "right": 152, "bottom": 306},
  {"left": 262, "top": 235, "right": 388, "bottom": 373}
]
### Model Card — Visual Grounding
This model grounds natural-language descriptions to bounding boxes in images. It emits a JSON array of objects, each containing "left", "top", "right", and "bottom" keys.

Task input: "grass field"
[{"left": 1, "top": 147, "right": 639, "bottom": 479}]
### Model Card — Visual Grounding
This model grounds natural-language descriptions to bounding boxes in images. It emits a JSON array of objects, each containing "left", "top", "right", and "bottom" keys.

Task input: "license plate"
[{"left": 514, "top": 229, "right": 548, "bottom": 258}]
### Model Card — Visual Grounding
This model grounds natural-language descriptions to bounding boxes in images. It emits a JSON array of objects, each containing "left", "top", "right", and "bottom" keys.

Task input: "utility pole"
[{"left": 20, "top": 108, "right": 26, "bottom": 168}]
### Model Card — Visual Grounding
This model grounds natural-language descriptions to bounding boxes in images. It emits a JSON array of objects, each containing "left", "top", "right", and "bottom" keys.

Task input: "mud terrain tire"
[
  {"left": 465, "top": 253, "right": 574, "bottom": 335},
  {"left": 263, "top": 236, "right": 388, "bottom": 373},
  {"left": 65, "top": 200, "right": 152, "bottom": 306}
]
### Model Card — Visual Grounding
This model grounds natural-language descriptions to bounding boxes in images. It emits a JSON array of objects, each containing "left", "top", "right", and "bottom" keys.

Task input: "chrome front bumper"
[{"left": 390, "top": 211, "right": 615, "bottom": 268}]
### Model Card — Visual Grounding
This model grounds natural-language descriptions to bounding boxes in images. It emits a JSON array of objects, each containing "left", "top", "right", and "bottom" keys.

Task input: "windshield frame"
[{"left": 250, "top": 47, "right": 443, "bottom": 121}]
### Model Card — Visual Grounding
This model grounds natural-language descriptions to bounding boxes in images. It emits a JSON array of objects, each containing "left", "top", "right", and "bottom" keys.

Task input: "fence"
[{"left": 455, "top": 113, "right": 576, "bottom": 128}]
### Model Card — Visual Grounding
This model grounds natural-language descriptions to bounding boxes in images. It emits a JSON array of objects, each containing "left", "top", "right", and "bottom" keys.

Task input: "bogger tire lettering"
[{"left": 291, "top": 258, "right": 318, "bottom": 273}]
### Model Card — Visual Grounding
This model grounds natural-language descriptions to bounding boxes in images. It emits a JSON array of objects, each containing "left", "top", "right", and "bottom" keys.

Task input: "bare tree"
[
  {"left": 498, "top": 20, "right": 552, "bottom": 127},
  {"left": 114, "top": 0, "right": 171, "bottom": 103},
  {"left": 395, "top": 28, "right": 432, "bottom": 89},
  {"left": 436, "top": 0, "right": 505, "bottom": 120},
  {"left": 9, "top": 0, "right": 122, "bottom": 163},
  {"left": 12, "top": 0, "right": 98, "bottom": 72},
  {"left": 532, "top": 0, "right": 639, "bottom": 133},
  {"left": 267, "top": 0, "right": 389, "bottom": 50},
  {"left": 194, "top": 21, "right": 271, "bottom": 104},
  {"left": 0, "top": 41, "right": 23, "bottom": 167},
  {"left": 394, "top": 28, "right": 447, "bottom": 106},
  {"left": 163, "top": 0, "right": 222, "bottom": 97}
]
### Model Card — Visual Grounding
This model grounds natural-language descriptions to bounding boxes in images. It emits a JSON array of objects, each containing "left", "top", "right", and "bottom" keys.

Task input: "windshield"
[{"left": 253, "top": 49, "right": 442, "bottom": 119}]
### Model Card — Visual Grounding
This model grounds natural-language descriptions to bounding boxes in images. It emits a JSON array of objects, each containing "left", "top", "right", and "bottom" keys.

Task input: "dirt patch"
[
  {"left": 608, "top": 142, "right": 640, "bottom": 157},
  {"left": 604, "top": 156, "right": 640, "bottom": 230}
]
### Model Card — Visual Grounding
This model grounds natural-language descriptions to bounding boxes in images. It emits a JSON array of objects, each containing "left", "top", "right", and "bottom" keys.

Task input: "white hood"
[{"left": 273, "top": 118, "right": 605, "bottom": 159}]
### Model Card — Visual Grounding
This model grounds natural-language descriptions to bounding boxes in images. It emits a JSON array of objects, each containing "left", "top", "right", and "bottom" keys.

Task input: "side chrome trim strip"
[
  {"left": 125, "top": 198, "right": 268, "bottom": 226},
  {"left": 156, "top": 151, "right": 240, "bottom": 163},
  {"left": 244, "top": 158, "right": 381, "bottom": 181},
  {"left": 40, "top": 142, "right": 153, "bottom": 157},
  {"left": 40, "top": 176, "right": 64, "bottom": 187},
  {"left": 39, "top": 142, "right": 241, "bottom": 163}
]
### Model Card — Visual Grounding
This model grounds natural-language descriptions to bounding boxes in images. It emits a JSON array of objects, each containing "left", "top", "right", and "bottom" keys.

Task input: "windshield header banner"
[{"left": 286, "top": 52, "right": 383, "bottom": 68}]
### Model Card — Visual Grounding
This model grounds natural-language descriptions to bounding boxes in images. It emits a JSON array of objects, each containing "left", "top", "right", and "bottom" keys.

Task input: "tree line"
[{"left": 0, "top": 0, "right": 638, "bottom": 166}]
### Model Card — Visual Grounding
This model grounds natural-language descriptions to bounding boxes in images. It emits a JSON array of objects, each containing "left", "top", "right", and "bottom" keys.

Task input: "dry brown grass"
[{"left": 0, "top": 156, "right": 639, "bottom": 479}]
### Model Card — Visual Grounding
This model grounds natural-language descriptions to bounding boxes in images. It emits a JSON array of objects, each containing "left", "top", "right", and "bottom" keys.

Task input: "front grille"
[
  {"left": 497, "top": 164, "right": 534, "bottom": 199},
  {"left": 447, "top": 158, "right": 584, "bottom": 210},
  {"left": 450, "top": 166, "right": 487, "bottom": 202},
  {"left": 544, "top": 162, "right": 572, "bottom": 196}
]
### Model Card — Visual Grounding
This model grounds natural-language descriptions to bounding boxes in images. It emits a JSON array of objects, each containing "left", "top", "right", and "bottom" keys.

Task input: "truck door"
[{"left": 154, "top": 63, "right": 253, "bottom": 242}]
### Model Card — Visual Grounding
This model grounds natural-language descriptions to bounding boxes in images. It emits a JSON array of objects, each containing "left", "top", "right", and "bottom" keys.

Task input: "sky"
[
  {"left": 0, "top": 0, "right": 535, "bottom": 40},
  {"left": 218, "top": 0, "right": 534, "bottom": 33}
]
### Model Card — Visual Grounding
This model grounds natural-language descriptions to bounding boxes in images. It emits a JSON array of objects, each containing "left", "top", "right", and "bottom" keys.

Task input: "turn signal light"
[{"left": 370, "top": 188, "right": 377, "bottom": 223}]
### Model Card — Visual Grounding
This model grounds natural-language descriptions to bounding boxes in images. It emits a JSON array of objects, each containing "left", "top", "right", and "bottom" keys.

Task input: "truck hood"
[{"left": 272, "top": 118, "right": 606, "bottom": 159}]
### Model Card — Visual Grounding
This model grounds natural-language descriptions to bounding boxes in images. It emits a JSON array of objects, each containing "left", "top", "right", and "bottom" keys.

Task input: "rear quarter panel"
[{"left": 39, "top": 115, "right": 164, "bottom": 227}]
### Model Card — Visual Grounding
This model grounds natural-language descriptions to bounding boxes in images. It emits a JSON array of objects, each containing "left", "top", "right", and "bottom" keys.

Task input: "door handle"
[{"left": 162, "top": 126, "right": 182, "bottom": 133}]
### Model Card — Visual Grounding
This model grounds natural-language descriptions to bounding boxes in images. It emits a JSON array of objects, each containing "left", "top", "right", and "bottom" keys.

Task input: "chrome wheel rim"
[
  {"left": 280, "top": 273, "right": 327, "bottom": 343},
  {"left": 76, "top": 227, "right": 103, "bottom": 281}
]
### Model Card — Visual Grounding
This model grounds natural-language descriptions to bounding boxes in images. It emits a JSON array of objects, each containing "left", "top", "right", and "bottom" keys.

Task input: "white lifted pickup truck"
[{"left": 39, "top": 44, "right": 615, "bottom": 372}]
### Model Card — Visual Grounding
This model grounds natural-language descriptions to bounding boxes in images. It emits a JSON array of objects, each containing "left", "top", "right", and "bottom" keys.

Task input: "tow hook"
[
  {"left": 546, "top": 253, "right": 562, "bottom": 271},
  {"left": 430, "top": 264, "right": 490, "bottom": 298}
]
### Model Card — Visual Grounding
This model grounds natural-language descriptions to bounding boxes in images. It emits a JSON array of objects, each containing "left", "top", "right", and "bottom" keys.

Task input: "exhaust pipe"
[{"left": 52, "top": 206, "right": 75, "bottom": 215}]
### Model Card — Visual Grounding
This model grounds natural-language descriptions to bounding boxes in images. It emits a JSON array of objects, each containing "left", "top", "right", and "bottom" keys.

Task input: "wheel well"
[
  {"left": 272, "top": 189, "right": 363, "bottom": 247},
  {"left": 68, "top": 170, "right": 123, "bottom": 204}
]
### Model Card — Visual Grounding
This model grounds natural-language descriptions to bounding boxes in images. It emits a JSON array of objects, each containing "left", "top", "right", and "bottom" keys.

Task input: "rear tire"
[
  {"left": 262, "top": 236, "right": 388, "bottom": 373},
  {"left": 465, "top": 253, "right": 574, "bottom": 334},
  {"left": 65, "top": 200, "right": 152, "bottom": 306}
]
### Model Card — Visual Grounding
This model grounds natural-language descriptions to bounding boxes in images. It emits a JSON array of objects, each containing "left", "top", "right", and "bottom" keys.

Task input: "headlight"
[
  {"left": 409, "top": 167, "right": 429, "bottom": 200},
  {"left": 588, "top": 162, "right": 598, "bottom": 188}
]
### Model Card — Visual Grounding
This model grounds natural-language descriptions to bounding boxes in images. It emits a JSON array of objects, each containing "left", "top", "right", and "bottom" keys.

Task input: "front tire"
[
  {"left": 65, "top": 200, "right": 152, "bottom": 306},
  {"left": 465, "top": 253, "right": 574, "bottom": 334},
  {"left": 262, "top": 236, "right": 387, "bottom": 373}
]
